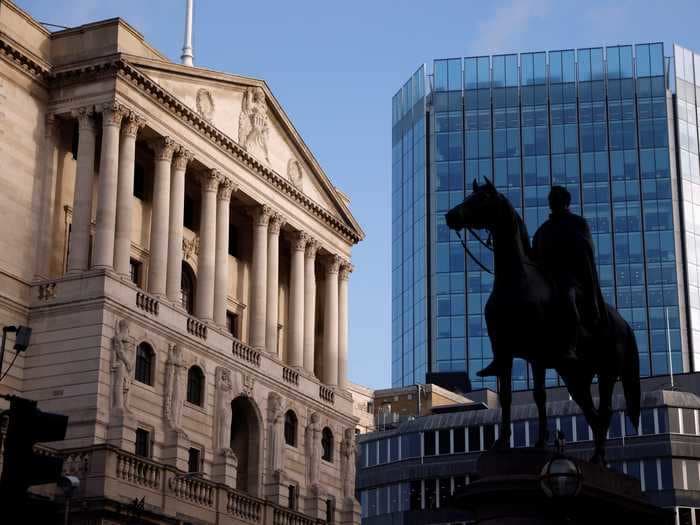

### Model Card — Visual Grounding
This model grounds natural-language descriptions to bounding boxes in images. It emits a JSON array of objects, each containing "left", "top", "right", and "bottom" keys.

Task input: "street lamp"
[
  {"left": 540, "top": 456, "right": 582, "bottom": 499},
  {"left": 0, "top": 325, "right": 31, "bottom": 379}
]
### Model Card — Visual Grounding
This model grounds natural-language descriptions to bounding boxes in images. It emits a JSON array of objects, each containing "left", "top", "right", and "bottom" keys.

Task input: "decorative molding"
[
  {"left": 326, "top": 254, "right": 342, "bottom": 275},
  {"left": 196, "top": 88, "right": 214, "bottom": 122},
  {"left": 217, "top": 178, "right": 235, "bottom": 201},
  {"left": 238, "top": 86, "right": 270, "bottom": 163},
  {"left": 101, "top": 101, "right": 126, "bottom": 127},
  {"left": 182, "top": 236, "right": 200, "bottom": 261},
  {"left": 201, "top": 169, "right": 221, "bottom": 192},
  {"left": 251, "top": 205, "right": 273, "bottom": 228},
  {"left": 268, "top": 213, "right": 284, "bottom": 235},
  {"left": 339, "top": 262, "right": 353, "bottom": 281},
  {"left": 0, "top": 38, "right": 51, "bottom": 83},
  {"left": 292, "top": 231, "right": 308, "bottom": 251},
  {"left": 241, "top": 373, "right": 255, "bottom": 397},
  {"left": 287, "top": 158, "right": 303, "bottom": 191},
  {"left": 151, "top": 136, "right": 177, "bottom": 161},
  {"left": 73, "top": 106, "right": 95, "bottom": 132},
  {"left": 305, "top": 238, "right": 319, "bottom": 259},
  {"left": 172, "top": 147, "right": 193, "bottom": 170},
  {"left": 121, "top": 111, "right": 145, "bottom": 138}
]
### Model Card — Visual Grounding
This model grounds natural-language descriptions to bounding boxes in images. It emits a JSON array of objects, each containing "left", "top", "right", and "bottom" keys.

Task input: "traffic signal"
[{"left": 0, "top": 395, "right": 68, "bottom": 501}]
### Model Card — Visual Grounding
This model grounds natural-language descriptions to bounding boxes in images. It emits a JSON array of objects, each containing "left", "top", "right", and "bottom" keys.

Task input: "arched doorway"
[
  {"left": 230, "top": 396, "right": 262, "bottom": 495},
  {"left": 181, "top": 261, "right": 196, "bottom": 314}
]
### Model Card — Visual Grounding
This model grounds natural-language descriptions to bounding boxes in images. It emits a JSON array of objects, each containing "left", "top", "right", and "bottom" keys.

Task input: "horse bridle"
[{"left": 455, "top": 227, "right": 494, "bottom": 275}]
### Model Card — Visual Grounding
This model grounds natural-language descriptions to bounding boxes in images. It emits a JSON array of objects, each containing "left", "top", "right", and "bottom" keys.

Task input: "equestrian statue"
[{"left": 445, "top": 179, "right": 640, "bottom": 464}]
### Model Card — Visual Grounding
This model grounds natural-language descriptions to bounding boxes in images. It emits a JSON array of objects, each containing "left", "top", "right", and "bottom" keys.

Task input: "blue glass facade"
[{"left": 391, "top": 43, "right": 697, "bottom": 390}]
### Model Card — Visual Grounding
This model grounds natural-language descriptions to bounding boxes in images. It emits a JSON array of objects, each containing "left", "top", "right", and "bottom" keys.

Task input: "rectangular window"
[
  {"left": 184, "top": 194, "right": 196, "bottom": 229},
  {"left": 423, "top": 431, "right": 435, "bottom": 456},
  {"left": 367, "top": 441, "right": 377, "bottom": 467},
  {"left": 453, "top": 428, "right": 465, "bottom": 453},
  {"left": 483, "top": 425, "right": 495, "bottom": 449},
  {"left": 640, "top": 408, "right": 655, "bottom": 435},
  {"left": 513, "top": 421, "right": 526, "bottom": 447},
  {"left": 401, "top": 433, "right": 420, "bottom": 458},
  {"left": 228, "top": 224, "right": 239, "bottom": 257},
  {"left": 575, "top": 415, "right": 590, "bottom": 441},
  {"left": 643, "top": 460, "right": 659, "bottom": 491},
  {"left": 468, "top": 426, "right": 481, "bottom": 452},
  {"left": 133, "top": 163, "right": 145, "bottom": 200},
  {"left": 129, "top": 259, "right": 142, "bottom": 287},
  {"left": 226, "top": 312, "right": 239, "bottom": 339},
  {"left": 288, "top": 485, "right": 297, "bottom": 510},
  {"left": 378, "top": 439, "right": 388, "bottom": 464},
  {"left": 389, "top": 436, "right": 399, "bottom": 462},
  {"left": 188, "top": 447, "right": 201, "bottom": 473},
  {"left": 409, "top": 480, "right": 421, "bottom": 510},
  {"left": 135, "top": 428, "right": 151, "bottom": 458},
  {"left": 438, "top": 429, "right": 451, "bottom": 454}
]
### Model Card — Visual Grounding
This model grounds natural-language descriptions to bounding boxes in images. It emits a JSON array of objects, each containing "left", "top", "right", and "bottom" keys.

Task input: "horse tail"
[{"left": 621, "top": 322, "right": 641, "bottom": 428}]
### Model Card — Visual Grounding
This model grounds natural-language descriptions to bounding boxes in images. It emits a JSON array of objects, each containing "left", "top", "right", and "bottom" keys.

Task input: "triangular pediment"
[{"left": 125, "top": 56, "right": 363, "bottom": 240}]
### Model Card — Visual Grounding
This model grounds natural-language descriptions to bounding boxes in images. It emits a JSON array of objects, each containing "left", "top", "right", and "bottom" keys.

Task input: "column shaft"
[
  {"left": 33, "top": 113, "right": 59, "bottom": 279},
  {"left": 147, "top": 137, "right": 176, "bottom": 296},
  {"left": 288, "top": 232, "right": 306, "bottom": 368},
  {"left": 250, "top": 206, "right": 271, "bottom": 350},
  {"left": 303, "top": 241, "right": 318, "bottom": 375},
  {"left": 322, "top": 256, "right": 340, "bottom": 386},
  {"left": 338, "top": 264, "right": 351, "bottom": 390},
  {"left": 114, "top": 113, "right": 142, "bottom": 276},
  {"left": 166, "top": 150, "right": 191, "bottom": 301},
  {"left": 214, "top": 179, "right": 235, "bottom": 325},
  {"left": 67, "top": 108, "right": 97, "bottom": 273},
  {"left": 265, "top": 215, "right": 283, "bottom": 355},
  {"left": 93, "top": 104, "right": 124, "bottom": 269},
  {"left": 195, "top": 170, "right": 220, "bottom": 321}
]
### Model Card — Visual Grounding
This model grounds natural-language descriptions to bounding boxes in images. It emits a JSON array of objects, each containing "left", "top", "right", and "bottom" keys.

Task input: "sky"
[{"left": 17, "top": 0, "right": 700, "bottom": 388}]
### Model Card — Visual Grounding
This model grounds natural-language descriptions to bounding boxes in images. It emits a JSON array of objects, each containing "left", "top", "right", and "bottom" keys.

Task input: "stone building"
[{"left": 0, "top": 1, "right": 364, "bottom": 523}]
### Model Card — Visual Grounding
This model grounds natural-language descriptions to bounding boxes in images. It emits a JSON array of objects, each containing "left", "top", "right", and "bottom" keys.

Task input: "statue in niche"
[
  {"left": 164, "top": 344, "right": 187, "bottom": 430},
  {"left": 267, "top": 393, "right": 285, "bottom": 474},
  {"left": 196, "top": 88, "right": 214, "bottom": 122},
  {"left": 305, "top": 412, "right": 321, "bottom": 488},
  {"left": 111, "top": 319, "right": 132, "bottom": 413},
  {"left": 341, "top": 428, "right": 357, "bottom": 500},
  {"left": 238, "top": 86, "right": 270, "bottom": 163},
  {"left": 214, "top": 366, "right": 234, "bottom": 450},
  {"left": 287, "top": 158, "right": 303, "bottom": 190}
]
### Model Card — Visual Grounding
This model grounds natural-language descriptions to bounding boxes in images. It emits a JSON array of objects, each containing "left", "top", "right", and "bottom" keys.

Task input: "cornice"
[{"left": 0, "top": 34, "right": 51, "bottom": 83}]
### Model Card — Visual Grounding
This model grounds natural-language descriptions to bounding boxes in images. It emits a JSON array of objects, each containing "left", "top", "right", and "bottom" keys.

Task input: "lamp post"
[
  {"left": 0, "top": 325, "right": 32, "bottom": 379},
  {"left": 540, "top": 455, "right": 582, "bottom": 499}
]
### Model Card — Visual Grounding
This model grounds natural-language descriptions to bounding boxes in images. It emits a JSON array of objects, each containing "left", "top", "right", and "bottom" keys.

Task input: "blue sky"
[{"left": 17, "top": 0, "right": 700, "bottom": 388}]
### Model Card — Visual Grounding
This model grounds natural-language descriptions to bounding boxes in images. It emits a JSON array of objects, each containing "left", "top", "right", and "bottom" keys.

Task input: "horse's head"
[{"left": 445, "top": 178, "right": 501, "bottom": 232}]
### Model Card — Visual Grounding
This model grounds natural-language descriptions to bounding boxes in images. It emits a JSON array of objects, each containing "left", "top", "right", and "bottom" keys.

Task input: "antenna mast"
[{"left": 181, "top": 0, "right": 194, "bottom": 66}]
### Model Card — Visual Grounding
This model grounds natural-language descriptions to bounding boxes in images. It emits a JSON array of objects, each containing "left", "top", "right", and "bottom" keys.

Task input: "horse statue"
[{"left": 445, "top": 178, "right": 640, "bottom": 464}]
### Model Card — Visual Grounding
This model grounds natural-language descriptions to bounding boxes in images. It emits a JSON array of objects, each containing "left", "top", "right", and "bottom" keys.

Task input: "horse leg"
[
  {"left": 560, "top": 371, "right": 598, "bottom": 443},
  {"left": 494, "top": 358, "right": 513, "bottom": 449},
  {"left": 591, "top": 374, "right": 614, "bottom": 465},
  {"left": 532, "top": 363, "right": 547, "bottom": 448}
]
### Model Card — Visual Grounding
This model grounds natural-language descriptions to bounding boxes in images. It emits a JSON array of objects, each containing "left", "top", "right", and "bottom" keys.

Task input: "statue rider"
[{"left": 478, "top": 185, "right": 606, "bottom": 377}]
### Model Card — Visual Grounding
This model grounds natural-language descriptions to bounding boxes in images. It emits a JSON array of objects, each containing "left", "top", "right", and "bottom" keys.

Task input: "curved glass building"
[{"left": 392, "top": 44, "right": 700, "bottom": 391}]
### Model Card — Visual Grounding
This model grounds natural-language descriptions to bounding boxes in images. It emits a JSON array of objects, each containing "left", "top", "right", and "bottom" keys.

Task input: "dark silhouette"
[{"left": 445, "top": 179, "right": 640, "bottom": 463}]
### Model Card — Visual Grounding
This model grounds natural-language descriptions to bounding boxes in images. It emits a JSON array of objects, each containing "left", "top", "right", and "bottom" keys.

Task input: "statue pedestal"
[
  {"left": 212, "top": 448, "right": 238, "bottom": 488},
  {"left": 161, "top": 427, "right": 190, "bottom": 472},
  {"left": 106, "top": 410, "right": 136, "bottom": 450},
  {"left": 451, "top": 448, "right": 673, "bottom": 525},
  {"left": 340, "top": 497, "right": 361, "bottom": 525},
  {"left": 264, "top": 470, "right": 287, "bottom": 506},
  {"left": 304, "top": 484, "right": 326, "bottom": 520}
]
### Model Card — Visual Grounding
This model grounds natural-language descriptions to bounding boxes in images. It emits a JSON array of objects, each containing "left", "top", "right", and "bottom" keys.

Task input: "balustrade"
[
  {"left": 168, "top": 474, "right": 215, "bottom": 508},
  {"left": 319, "top": 384, "right": 335, "bottom": 404},
  {"left": 226, "top": 491, "right": 262, "bottom": 523},
  {"left": 136, "top": 290, "right": 159, "bottom": 315},
  {"left": 116, "top": 451, "right": 162, "bottom": 489},
  {"left": 283, "top": 366, "right": 300, "bottom": 386},
  {"left": 232, "top": 339, "right": 261, "bottom": 367},
  {"left": 187, "top": 316, "right": 208, "bottom": 339},
  {"left": 273, "top": 507, "right": 321, "bottom": 525}
]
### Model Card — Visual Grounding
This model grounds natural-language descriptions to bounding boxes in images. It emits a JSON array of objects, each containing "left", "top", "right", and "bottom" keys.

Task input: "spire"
[{"left": 181, "top": 0, "right": 194, "bottom": 67}]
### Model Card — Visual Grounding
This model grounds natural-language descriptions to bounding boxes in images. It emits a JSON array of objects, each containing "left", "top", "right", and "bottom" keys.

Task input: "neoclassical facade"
[{"left": 0, "top": 2, "right": 364, "bottom": 523}]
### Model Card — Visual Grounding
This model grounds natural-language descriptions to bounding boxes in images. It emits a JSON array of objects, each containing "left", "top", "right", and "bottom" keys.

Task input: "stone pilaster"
[
  {"left": 166, "top": 148, "right": 192, "bottom": 301},
  {"left": 266, "top": 213, "right": 284, "bottom": 355},
  {"left": 214, "top": 178, "right": 235, "bottom": 325},
  {"left": 323, "top": 254, "right": 341, "bottom": 386},
  {"left": 33, "top": 112, "right": 59, "bottom": 279},
  {"left": 288, "top": 231, "right": 307, "bottom": 368},
  {"left": 250, "top": 205, "right": 272, "bottom": 350},
  {"left": 195, "top": 169, "right": 220, "bottom": 321},
  {"left": 114, "top": 112, "right": 145, "bottom": 277},
  {"left": 338, "top": 262, "right": 352, "bottom": 390},
  {"left": 147, "top": 137, "right": 177, "bottom": 295},
  {"left": 93, "top": 102, "right": 125, "bottom": 269},
  {"left": 303, "top": 239, "right": 319, "bottom": 375},
  {"left": 67, "top": 107, "right": 97, "bottom": 274}
]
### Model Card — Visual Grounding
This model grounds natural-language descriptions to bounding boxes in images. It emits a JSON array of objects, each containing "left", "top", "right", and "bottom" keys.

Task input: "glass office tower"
[{"left": 391, "top": 43, "right": 700, "bottom": 391}]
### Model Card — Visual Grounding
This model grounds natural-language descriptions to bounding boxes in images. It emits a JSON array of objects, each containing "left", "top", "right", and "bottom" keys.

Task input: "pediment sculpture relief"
[
  {"left": 287, "top": 158, "right": 303, "bottom": 191},
  {"left": 164, "top": 343, "right": 187, "bottom": 431},
  {"left": 111, "top": 319, "right": 133, "bottom": 414},
  {"left": 196, "top": 88, "right": 214, "bottom": 122},
  {"left": 182, "top": 236, "right": 199, "bottom": 262},
  {"left": 238, "top": 86, "right": 270, "bottom": 163}
]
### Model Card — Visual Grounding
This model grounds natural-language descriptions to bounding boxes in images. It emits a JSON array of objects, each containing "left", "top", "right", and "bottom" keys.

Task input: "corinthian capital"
[
  {"left": 218, "top": 177, "right": 236, "bottom": 201},
  {"left": 151, "top": 136, "right": 177, "bottom": 162},
  {"left": 305, "top": 238, "right": 319, "bottom": 259},
  {"left": 44, "top": 113, "right": 58, "bottom": 139},
  {"left": 121, "top": 112, "right": 145, "bottom": 139},
  {"left": 172, "top": 147, "right": 193, "bottom": 170},
  {"left": 251, "top": 204, "right": 273, "bottom": 227},
  {"left": 326, "top": 254, "right": 342, "bottom": 275},
  {"left": 292, "top": 231, "right": 309, "bottom": 251},
  {"left": 101, "top": 102, "right": 126, "bottom": 127},
  {"left": 339, "top": 261, "right": 353, "bottom": 281},
  {"left": 201, "top": 169, "right": 221, "bottom": 192},
  {"left": 268, "top": 213, "right": 285, "bottom": 235},
  {"left": 73, "top": 106, "right": 95, "bottom": 132}
]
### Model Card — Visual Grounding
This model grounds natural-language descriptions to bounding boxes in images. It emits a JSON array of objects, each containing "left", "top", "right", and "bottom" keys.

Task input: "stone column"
[
  {"left": 147, "top": 137, "right": 177, "bottom": 296},
  {"left": 303, "top": 240, "right": 318, "bottom": 375},
  {"left": 288, "top": 231, "right": 307, "bottom": 368},
  {"left": 114, "top": 112, "right": 144, "bottom": 277},
  {"left": 195, "top": 170, "right": 220, "bottom": 321},
  {"left": 33, "top": 113, "right": 59, "bottom": 279},
  {"left": 166, "top": 148, "right": 192, "bottom": 301},
  {"left": 250, "top": 205, "right": 272, "bottom": 350},
  {"left": 338, "top": 262, "right": 352, "bottom": 390},
  {"left": 266, "top": 214, "right": 284, "bottom": 356},
  {"left": 93, "top": 103, "right": 125, "bottom": 269},
  {"left": 322, "top": 255, "right": 341, "bottom": 386},
  {"left": 67, "top": 107, "right": 97, "bottom": 274},
  {"left": 214, "top": 178, "right": 235, "bottom": 325}
]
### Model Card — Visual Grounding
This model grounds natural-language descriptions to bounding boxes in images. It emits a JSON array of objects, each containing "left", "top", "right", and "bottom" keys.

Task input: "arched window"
[
  {"left": 325, "top": 498, "right": 335, "bottom": 523},
  {"left": 181, "top": 262, "right": 196, "bottom": 314},
  {"left": 187, "top": 366, "right": 205, "bottom": 406},
  {"left": 321, "top": 427, "right": 333, "bottom": 462},
  {"left": 284, "top": 410, "right": 298, "bottom": 447},
  {"left": 135, "top": 343, "right": 154, "bottom": 385}
]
